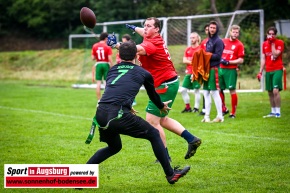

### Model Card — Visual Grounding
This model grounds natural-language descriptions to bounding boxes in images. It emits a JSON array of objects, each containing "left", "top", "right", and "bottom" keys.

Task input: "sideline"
[{"left": 71, "top": 84, "right": 263, "bottom": 93}]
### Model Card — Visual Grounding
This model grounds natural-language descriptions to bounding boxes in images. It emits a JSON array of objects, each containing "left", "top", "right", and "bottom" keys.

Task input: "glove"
[
  {"left": 107, "top": 33, "right": 117, "bottom": 48},
  {"left": 256, "top": 72, "right": 262, "bottom": 82},
  {"left": 220, "top": 58, "right": 230, "bottom": 65},
  {"left": 126, "top": 24, "right": 136, "bottom": 32},
  {"left": 267, "top": 35, "right": 275, "bottom": 44}
]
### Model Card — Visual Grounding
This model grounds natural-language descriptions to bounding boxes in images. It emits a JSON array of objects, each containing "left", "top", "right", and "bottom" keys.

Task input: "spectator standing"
[
  {"left": 199, "top": 24, "right": 209, "bottom": 115},
  {"left": 116, "top": 34, "right": 132, "bottom": 64},
  {"left": 180, "top": 32, "right": 202, "bottom": 113},
  {"left": 219, "top": 25, "right": 245, "bottom": 118},
  {"left": 91, "top": 32, "right": 113, "bottom": 105},
  {"left": 257, "top": 26, "right": 284, "bottom": 118},
  {"left": 202, "top": 20, "right": 224, "bottom": 123}
]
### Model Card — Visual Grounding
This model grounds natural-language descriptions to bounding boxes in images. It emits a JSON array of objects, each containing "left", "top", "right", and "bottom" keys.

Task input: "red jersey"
[
  {"left": 116, "top": 52, "right": 121, "bottom": 64},
  {"left": 91, "top": 42, "right": 112, "bottom": 62},
  {"left": 200, "top": 38, "right": 208, "bottom": 51},
  {"left": 221, "top": 38, "right": 245, "bottom": 69},
  {"left": 138, "top": 35, "right": 177, "bottom": 88},
  {"left": 262, "top": 39, "right": 284, "bottom": 72},
  {"left": 183, "top": 46, "right": 201, "bottom": 74}
]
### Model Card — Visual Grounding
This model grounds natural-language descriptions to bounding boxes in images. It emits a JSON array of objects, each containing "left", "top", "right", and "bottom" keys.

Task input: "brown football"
[{"left": 80, "top": 7, "right": 96, "bottom": 29}]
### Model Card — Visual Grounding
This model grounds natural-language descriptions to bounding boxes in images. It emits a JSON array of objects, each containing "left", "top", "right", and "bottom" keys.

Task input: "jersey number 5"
[
  {"left": 163, "top": 44, "right": 171, "bottom": 60},
  {"left": 111, "top": 70, "right": 128, "bottom": 84}
]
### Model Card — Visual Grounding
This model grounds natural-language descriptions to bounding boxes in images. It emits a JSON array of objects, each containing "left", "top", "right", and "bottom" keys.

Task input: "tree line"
[{"left": 0, "top": 0, "right": 289, "bottom": 39}]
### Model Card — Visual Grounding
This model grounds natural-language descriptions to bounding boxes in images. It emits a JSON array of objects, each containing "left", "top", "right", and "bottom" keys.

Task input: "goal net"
[{"left": 72, "top": 10, "right": 264, "bottom": 91}]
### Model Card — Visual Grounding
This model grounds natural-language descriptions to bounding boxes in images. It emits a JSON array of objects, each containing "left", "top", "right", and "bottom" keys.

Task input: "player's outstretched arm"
[{"left": 125, "top": 24, "right": 145, "bottom": 37}]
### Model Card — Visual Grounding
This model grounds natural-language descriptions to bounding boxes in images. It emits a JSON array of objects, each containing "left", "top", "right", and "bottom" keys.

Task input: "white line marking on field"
[
  {"left": 0, "top": 106, "right": 287, "bottom": 142},
  {"left": 0, "top": 106, "right": 91, "bottom": 121}
]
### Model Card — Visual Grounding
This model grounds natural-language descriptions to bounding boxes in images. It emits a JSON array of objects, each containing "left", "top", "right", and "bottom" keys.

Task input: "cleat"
[
  {"left": 229, "top": 114, "right": 236, "bottom": 118},
  {"left": 199, "top": 111, "right": 205, "bottom": 115},
  {"left": 275, "top": 113, "right": 281, "bottom": 118},
  {"left": 192, "top": 108, "right": 199, "bottom": 113},
  {"left": 222, "top": 109, "right": 229, "bottom": 116},
  {"left": 166, "top": 166, "right": 190, "bottom": 184},
  {"left": 211, "top": 117, "right": 224, "bottom": 123},
  {"left": 185, "top": 137, "right": 202, "bottom": 159},
  {"left": 199, "top": 109, "right": 205, "bottom": 115},
  {"left": 181, "top": 108, "right": 192, "bottom": 113},
  {"left": 201, "top": 117, "right": 211, "bottom": 122},
  {"left": 263, "top": 113, "right": 276, "bottom": 118}
]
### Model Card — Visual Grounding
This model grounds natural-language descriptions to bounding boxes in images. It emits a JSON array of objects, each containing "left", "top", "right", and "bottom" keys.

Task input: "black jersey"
[{"left": 99, "top": 61, "right": 164, "bottom": 109}]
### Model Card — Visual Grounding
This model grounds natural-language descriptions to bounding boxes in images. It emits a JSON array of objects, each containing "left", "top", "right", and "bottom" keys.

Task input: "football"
[{"left": 80, "top": 7, "right": 96, "bottom": 29}]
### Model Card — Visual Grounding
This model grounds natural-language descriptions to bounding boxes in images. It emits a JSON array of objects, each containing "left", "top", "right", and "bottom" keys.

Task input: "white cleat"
[
  {"left": 263, "top": 113, "right": 276, "bottom": 118},
  {"left": 201, "top": 118, "right": 211, "bottom": 123},
  {"left": 211, "top": 117, "right": 224, "bottom": 123}
]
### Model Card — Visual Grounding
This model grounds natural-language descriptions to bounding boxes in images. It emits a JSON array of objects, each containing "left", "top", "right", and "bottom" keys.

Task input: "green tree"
[{"left": 2, "top": 0, "right": 88, "bottom": 38}]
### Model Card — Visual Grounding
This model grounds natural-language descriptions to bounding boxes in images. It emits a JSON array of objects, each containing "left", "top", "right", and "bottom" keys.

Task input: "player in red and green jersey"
[
  {"left": 200, "top": 24, "right": 209, "bottom": 51},
  {"left": 180, "top": 32, "right": 202, "bottom": 113},
  {"left": 91, "top": 32, "right": 113, "bottom": 105},
  {"left": 219, "top": 25, "right": 245, "bottom": 118},
  {"left": 199, "top": 24, "right": 209, "bottom": 115},
  {"left": 106, "top": 17, "right": 202, "bottom": 162},
  {"left": 115, "top": 34, "right": 131, "bottom": 64},
  {"left": 257, "top": 26, "right": 284, "bottom": 118}
]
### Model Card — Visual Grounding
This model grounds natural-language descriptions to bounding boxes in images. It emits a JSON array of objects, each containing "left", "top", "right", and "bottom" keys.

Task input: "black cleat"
[
  {"left": 192, "top": 108, "right": 199, "bottom": 113},
  {"left": 181, "top": 108, "right": 192, "bottom": 113},
  {"left": 199, "top": 110, "right": 205, "bottom": 115},
  {"left": 185, "top": 137, "right": 202, "bottom": 159},
  {"left": 166, "top": 166, "right": 190, "bottom": 184},
  {"left": 222, "top": 109, "right": 229, "bottom": 116},
  {"left": 229, "top": 114, "right": 236, "bottom": 118}
]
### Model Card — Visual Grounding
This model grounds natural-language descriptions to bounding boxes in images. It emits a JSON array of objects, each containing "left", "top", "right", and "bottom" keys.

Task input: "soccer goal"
[{"left": 72, "top": 10, "right": 264, "bottom": 92}]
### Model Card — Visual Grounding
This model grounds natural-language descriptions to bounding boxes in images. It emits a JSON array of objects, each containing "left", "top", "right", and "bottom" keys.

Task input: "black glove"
[{"left": 220, "top": 59, "right": 230, "bottom": 65}]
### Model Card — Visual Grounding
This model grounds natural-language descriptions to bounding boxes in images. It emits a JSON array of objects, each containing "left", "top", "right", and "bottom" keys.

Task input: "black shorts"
[{"left": 96, "top": 104, "right": 159, "bottom": 143}]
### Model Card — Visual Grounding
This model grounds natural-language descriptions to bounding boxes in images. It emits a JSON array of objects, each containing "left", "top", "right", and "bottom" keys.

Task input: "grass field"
[
  {"left": 0, "top": 80, "right": 289, "bottom": 193},
  {"left": 1, "top": 49, "right": 290, "bottom": 90}
]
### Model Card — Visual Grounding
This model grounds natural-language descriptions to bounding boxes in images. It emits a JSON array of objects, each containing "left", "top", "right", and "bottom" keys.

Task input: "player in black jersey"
[{"left": 86, "top": 40, "right": 190, "bottom": 184}]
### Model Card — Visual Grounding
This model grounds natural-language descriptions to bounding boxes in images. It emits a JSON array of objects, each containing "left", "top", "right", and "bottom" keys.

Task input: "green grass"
[
  {"left": 2, "top": 48, "right": 290, "bottom": 89},
  {"left": 0, "top": 80, "right": 290, "bottom": 192}
]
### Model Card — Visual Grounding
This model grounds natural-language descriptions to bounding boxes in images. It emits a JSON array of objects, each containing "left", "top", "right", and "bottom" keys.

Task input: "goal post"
[
  {"left": 163, "top": 10, "right": 264, "bottom": 91},
  {"left": 71, "top": 10, "right": 264, "bottom": 91}
]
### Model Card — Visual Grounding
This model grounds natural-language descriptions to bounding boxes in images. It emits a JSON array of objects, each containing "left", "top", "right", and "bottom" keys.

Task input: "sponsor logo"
[{"left": 4, "top": 164, "right": 99, "bottom": 188}]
